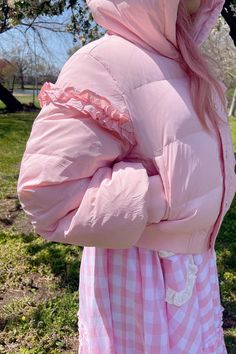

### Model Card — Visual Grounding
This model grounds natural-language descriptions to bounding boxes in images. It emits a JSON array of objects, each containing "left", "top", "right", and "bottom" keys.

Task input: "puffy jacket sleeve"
[{"left": 16, "top": 52, "right": 167, "bottom": 249}]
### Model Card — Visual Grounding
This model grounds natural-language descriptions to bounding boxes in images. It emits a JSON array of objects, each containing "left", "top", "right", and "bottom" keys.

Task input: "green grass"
[
  {"left": 0, "top": 110, "right": 236, "bottom": 352},
  {"left": 0, "top": 230, "right": 81, "bottom": 353},
  {"left": 0, "top": 107, "right": 82, "bottom": 352},
  {"left": 0, "top": 112, "right": 36, "bottom": 200},
  {"left": 230, "top": 117, "right": 236, "bottom": 147},
  {"left": 13, "top": 84, "right": 43, "bottom": 90}
]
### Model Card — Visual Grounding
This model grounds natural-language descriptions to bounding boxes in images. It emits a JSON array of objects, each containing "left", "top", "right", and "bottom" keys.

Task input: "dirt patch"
[
  {"left": 0, "top": 194, "right": 34, "bottom": 235},
  {"left": 0, "top": 272, "right": 57, "bottom": 330}
]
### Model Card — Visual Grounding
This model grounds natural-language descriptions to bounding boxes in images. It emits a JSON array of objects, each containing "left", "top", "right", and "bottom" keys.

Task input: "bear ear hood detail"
[{"left": 86, "top": 0, "right": 225, "bottom": 59}]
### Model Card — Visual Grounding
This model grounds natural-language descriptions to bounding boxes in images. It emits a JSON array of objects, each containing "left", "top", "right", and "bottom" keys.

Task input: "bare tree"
[
  {"left": 0, "top": 0, "right": 101, "bottom": 112},
  {"left": 7, "top": 45, "right": 34, "bottom": 89},
  {"left": 202, "top": 17, "right": 236, "bottom": 87},
  {"left": 0, "top": 58, "right": 17, "bottom": 89},
  {"left": 202, "top": 17, "right": 236, "bottom": 116},
  {"left": 222, "top": 0, "right": 236, "bottom": 46}
]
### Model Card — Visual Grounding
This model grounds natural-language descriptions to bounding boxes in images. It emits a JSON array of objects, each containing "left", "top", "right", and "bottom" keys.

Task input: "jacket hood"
[{"left": 86, "top": 0, "right": 225, "bottom": 60}]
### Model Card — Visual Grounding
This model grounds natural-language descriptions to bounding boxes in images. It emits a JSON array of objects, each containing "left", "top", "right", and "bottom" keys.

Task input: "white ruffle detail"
[
  {"left": 165, "top": 255, "right": 198, "bottom": 306},
  {"left": 77, "top": 312, "right": 89, "bottom": 347},
  {"left": 213, "top": 249, "right": 217, "bottom": 261},
  {"left": 158, "top": 250, "right": 175, "bottom": 258}
]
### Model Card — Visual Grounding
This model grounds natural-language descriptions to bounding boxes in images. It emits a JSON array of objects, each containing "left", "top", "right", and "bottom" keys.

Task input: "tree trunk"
[
  {"left": 221, "top": 1, "right": 236, "bottom": 46},
  {"left": 0, "top": 82, "right": 23, "bottom": 112},
  {"left": 19, "top": 68, "right": 25, "bottom": 90}
]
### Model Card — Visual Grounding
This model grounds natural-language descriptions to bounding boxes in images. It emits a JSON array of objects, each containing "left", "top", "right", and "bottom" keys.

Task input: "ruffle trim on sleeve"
[{"left": 38, "top": 82, "right": 136, "bottom": 146}]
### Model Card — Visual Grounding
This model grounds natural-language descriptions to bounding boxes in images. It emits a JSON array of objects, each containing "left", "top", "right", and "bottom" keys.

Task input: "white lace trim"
[
  {"left": 77, "top": 312, "right": 88, "bottom": 347},
  {"left": 158, "top": 252, "right": 198, "bottom": 307},
  {"left": 213, "top": 249, "right": 217, "bottom": 261},
  {"left": 158, "top": 250, "right": 175, "bottom": 258}
]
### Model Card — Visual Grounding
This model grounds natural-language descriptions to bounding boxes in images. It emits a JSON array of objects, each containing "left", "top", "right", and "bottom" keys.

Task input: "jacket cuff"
[{"left": 146, "top": 175, "right": 168, "bottom": 224}]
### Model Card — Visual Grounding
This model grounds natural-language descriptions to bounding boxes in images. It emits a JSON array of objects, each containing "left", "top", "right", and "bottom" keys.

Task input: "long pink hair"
[{"left": 176, "top": 0, "right": 227, "bottom": 134}]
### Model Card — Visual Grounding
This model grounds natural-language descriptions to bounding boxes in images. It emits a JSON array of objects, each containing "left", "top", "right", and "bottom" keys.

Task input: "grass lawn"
[
  {"left": 0, "top": 106, "right": 236, "bottom": 352},
  {"left": 0, "top": 95, "right": 40, "bottom": 110},
  {"left": 13, "top": 84, "right": 43, "bottom": 90},
  {"left": 230, "top": 117, "right": 236, "bottom": 144},
  {"left": 0, "top": 110, "right": 81, "bottom": 353}
]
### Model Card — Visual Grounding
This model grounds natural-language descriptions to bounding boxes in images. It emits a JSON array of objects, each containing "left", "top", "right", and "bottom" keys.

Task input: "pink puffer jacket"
[{"left": 17, "top": 0, "right": 236, "bottom": 254}]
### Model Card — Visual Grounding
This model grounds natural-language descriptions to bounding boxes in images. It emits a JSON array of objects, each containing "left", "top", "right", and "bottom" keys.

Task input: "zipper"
[{"left": 209, "top": 122, "right": 226, "bottom": 251}]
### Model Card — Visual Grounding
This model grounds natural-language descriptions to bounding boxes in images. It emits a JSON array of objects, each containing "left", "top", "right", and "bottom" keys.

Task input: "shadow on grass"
[
  {"left": 224, "top": 332, "right": 236, "bottom": 354},
  {"left": 3, "top": 231, "right": 83, "bottom": 292},
  {"left": 25, "top": 236, "right": 83, "bottom": 291},
  {"left": 215, "top": 197, "right": 236, "bottom": 350},
  {"left": 216, "top": 200, "right": 236, "bottom": 270}
]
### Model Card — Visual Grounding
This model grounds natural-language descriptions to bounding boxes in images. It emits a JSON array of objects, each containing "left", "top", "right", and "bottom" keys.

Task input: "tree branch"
[{"left": 221, "top": 0, "right": 236, "bottom": 46}]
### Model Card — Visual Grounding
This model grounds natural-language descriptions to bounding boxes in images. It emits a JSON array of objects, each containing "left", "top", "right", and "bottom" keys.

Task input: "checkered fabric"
[{"left": 77, "top": 247, "right": 227, "bottom": 354}]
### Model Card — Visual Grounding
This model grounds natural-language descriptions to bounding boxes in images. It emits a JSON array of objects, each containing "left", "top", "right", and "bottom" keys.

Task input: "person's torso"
[{"left": 76, "top": 32, "right": 236, "bottom": 253}]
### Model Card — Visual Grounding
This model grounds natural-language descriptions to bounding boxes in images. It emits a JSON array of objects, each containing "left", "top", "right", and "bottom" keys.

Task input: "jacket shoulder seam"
[
  {"left": 82, "top": 51, "right": 138, "bottom": 146},
  {"left": 84, "top": 51, "right": 126, "bottom": 96}
]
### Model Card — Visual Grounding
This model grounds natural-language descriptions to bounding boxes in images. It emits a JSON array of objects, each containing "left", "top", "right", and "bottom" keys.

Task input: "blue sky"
[{"left": 0, "top": 8, "right": 101, "bottom": 71}]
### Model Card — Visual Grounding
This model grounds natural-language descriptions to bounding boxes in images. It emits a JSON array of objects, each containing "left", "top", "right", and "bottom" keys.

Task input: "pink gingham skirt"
[{"left": 77, "top": 247, "right": 227, "bottom": 353}]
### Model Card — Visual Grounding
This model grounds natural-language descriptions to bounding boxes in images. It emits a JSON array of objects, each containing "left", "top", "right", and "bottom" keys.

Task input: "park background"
[{"left": 0, "top": 1, "right": 236, "bottom": 353}]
